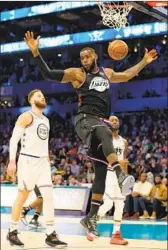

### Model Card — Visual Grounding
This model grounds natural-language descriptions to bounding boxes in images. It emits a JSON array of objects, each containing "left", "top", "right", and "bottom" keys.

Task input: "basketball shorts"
[
  {"left": 75, "top": 113, "right": 111, "bottom": 149},
  {"left": 17, "top": 155, "right": 52, "bottom": 192}
]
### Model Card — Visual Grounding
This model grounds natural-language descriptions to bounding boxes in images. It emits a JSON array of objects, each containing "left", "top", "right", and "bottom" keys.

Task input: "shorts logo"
[
  {"left": 89, "top": 77, "right": 109, "bottom": 92},
  {"left": 37, "top": 123, "right": 49, "bottom": 140}
]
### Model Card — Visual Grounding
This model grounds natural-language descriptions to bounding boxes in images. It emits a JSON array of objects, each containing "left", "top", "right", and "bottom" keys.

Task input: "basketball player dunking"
[
  {"left": 24, "top": 31, "right": 157, "bottom": 238},
  {"left": 7, "top": 89, "right": 67, "bottom": 248},
  {"left": 98, "top": 116, "right": 129, "bottom": 245}
]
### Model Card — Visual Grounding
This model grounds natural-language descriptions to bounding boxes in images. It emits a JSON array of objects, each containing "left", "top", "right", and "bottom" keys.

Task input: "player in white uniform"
[
  {"left": 7, "top": 89, "right": 67, "bottom": 248},
  {"left": 98, "top": 116, "right": 129, "bottom": 245}
]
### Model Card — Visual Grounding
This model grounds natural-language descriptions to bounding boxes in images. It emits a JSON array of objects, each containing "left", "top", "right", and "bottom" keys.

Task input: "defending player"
[
  {"left": 7, "top": 89, "right": 67, "bottom": 248},
  {"left": 21, "top": 185, "right": 43, "bottom": 228},
  {"left": 98, "top": 116, "right": 129, "bottom": 245},
  {"left": 24, "top": 31, "right": 157, "bottom": 238}
]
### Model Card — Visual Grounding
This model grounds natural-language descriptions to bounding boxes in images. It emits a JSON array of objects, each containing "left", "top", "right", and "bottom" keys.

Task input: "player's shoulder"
[
  {"left": 65, "top": 67, "right": 83, "bottom": 74},
  {"left": 119, "top": 135, "right": 127, "bottom": 143},
  {"left": 18, "top": 111, "right": 33, "bottom": 120},
  {"left": 123, "top": 138, "right": 128, "bottom": 145},
  {"left": 43, "top": 114, "right": 49, "bottom": 122},
  {"left": 16, "top": 111, "right": 33, "bottom": 127}
]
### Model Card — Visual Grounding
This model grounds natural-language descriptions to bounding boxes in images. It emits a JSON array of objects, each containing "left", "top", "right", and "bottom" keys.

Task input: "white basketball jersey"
[
  {"left": 113, "top": 135, "right": 125, "bottom": 161},
  {"left": 20, "top": 111, "right": 50, "bottom": 157}
]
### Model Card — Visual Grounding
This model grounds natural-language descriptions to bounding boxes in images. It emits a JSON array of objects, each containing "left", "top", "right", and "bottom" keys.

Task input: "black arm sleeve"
[{"left": 34, "top": 53, "right": 64, "bottom": 82}]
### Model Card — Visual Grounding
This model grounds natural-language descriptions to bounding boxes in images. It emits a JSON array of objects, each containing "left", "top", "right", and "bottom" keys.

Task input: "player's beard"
[
  {"left": 34, "top": 100, "right": 47, "bottom": 109},
  {"left": 85, "top": 60, "right": 97, "bottom": 73},
  {"left": 111, "top": 126, "right": 119, "bottom": 132}
]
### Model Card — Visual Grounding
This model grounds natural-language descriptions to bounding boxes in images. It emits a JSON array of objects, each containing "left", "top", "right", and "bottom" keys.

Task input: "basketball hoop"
[{"left": 97, "top": 1, "right": 133, "bottom": 29}]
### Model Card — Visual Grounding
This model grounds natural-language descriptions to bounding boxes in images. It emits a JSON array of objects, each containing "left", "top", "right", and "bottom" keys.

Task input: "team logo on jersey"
[
  {"left": 89, "top": 77, "right": 109, "bottom": 92},
  {"left": 37, "top": 123, "right": 49, "bottom": 140},
  {"left": 115, "top": 147, "right": 122, "bottom": 156}
]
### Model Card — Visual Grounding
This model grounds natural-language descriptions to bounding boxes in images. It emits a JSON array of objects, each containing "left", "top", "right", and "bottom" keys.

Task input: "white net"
[{"left": 97, "top": 1, "right": 132, "bottom": 29}]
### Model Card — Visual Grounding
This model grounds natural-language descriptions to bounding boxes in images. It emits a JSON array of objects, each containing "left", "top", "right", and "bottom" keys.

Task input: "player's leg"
[
  {"left": 98, "top": 159, "right": 122, "bottom": 219},
  {"left": 37, "top": 158, "right": 67, "bottom": 248},
  {"left": 7, "top": 155, "right": 35, "bottom": 246},
  {"left": 80, "top": 146, "right": 107, "bottom": 240},
  {"left": 21, "top": 186, "right": 43, "bottom": 226},
  {"left": 29, "top": 198, "right": 43, "bottom": 227},
  {"left": 75, "top": 115, "right": 135, "bottom": 195},
  {"left": 28, "top": 186, "right": 43, "bottom": 227},
  {"left": 98, "top": 168, "right": 128, "bottom": 245},
  {"left": 110, "top": 186, "right": 128, "bottom": 245},
  {"left": 98, "top": 193, "right": 114, "bottom": 219},
  {"left": 93, "top": 125, "right": 135, "bottom": 194},
  {"left": 98, "top": 169, "right": 116, "bottom": 219}
]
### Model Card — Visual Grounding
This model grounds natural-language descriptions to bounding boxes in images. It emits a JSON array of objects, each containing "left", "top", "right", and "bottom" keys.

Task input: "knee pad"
[{"left": 94, "top": 126, "right": 115, "bottom": 158}]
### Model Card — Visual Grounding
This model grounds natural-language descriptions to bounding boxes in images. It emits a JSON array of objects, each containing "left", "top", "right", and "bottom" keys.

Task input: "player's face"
[
  {"left": 109, "top": 116, "right": 119, "bottom": 130},
  {"left": 80, "top": 50, "right": 96, "bottom": 71},
  {"left": 33, "top": 91, "right": 47, "bottom": 109}
]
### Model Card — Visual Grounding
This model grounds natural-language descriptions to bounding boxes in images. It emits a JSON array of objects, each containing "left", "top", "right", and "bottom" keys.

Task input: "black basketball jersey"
[{"left": 76, "top": 67, "right": 111, "bottom": 118}]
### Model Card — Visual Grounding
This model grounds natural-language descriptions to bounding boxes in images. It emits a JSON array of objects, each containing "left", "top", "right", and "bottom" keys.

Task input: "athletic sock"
[
  {"left": 46, "top": 222, "right": 55, "bottom": 235},
  {"left": 25, "top": 205, "right": 32, "bottom": 212},
  {"left": 10, "top": 221, "right": 19, "bottom": 232},
  {"left": 32, "top": 212, "right": 40, "bottom": 221},
  {"left": 112, "top": 221, "right": 121, "bottom": 234}
]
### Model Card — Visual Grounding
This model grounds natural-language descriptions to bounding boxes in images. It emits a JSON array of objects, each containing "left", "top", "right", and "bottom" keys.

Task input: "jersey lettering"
[
  {"left": 89, "top": 77, "right": 109, "bottom": 92},
  {"left": 115, "top": 147, "right": 123, "bottom": 156}
]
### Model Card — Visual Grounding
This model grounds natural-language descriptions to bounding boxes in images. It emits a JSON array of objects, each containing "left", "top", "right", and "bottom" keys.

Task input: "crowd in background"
[
  {"left": 0, "top": 108, "right": 167, "bottom": 218},
  {"left": 1, "top": 109, "right": 167, "bottom": 183},
  {"left": 1, "top": 41, "right": 168, "bottom": 87}
]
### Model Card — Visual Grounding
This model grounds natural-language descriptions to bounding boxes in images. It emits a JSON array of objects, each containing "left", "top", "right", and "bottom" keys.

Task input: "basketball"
[{"left": 108, "top": 40, "right": 128, "bottom": 60}]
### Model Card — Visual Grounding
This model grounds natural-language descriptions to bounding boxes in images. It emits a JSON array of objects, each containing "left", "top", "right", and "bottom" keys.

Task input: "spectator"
[
  {"left": 162, "top": 177, "right": 168, "bottom": 187},
  {"left": 85, "top": 161, "right": 95, "bottom": 183},
  {"left": 62, "top": 166, "right": 72, "bottom": 181},
  {"left": 149, "top": 158, "right": 162, "bottom": 175},
  {"left": 52, "top": 174, "right": 63, "bottom": 186},
  {"left": 123, "top": 173, "right": 153, "bottom": 219},
  {"left": 139, "top": 175, "right": 167, "bottom": 219},
  {"left": 68, "top": 175, "right": 80, "bottom": 186},
  {"left": 56, "top": 164, "right": 65, "bottom": 176},
  {"left": 81, "top": 177, "right": 88, "bottom": 184},
  {"left": 77, "top": 167, "right": 87, "bottom": 182},
  {"left": 160, "top": 159, "right": 167, "bottom": 177},
  {"left": 70, "top": 159, "right": 80, "bottom": 176}
]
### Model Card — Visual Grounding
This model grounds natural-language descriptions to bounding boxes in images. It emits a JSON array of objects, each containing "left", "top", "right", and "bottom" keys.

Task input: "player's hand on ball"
[
  {"left": 24, "top": 31, "right": 40, "bottom": 57},
  {"left": 143, "top": 48, "right": 158, "bottom": 64},
  {"left": 7, "top": 160, "right": 16, "bottom": 178}
]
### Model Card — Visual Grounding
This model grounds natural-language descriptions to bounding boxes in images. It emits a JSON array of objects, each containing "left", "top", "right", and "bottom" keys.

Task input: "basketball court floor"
[{"left": 1, "top": 214, "right": 167, "bottom": 250}]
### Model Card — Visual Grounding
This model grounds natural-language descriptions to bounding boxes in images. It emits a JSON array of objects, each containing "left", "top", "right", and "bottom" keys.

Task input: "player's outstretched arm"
[
  {"left": 7, "top": 112, "right": 32, "bottom": 177},
  {"left": 105, "top": 48, "right": 158, "bottom": 83},
  {"left": 24, "top": 31, "right": 76, "bottom": 84}
]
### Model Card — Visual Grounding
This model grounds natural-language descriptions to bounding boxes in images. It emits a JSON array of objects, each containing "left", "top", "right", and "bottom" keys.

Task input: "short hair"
[
  {"left": 28, "top": 89, "right": 41, "bottom": 104},
  {"left": 80, "top": 47, "right": 96, "bottom": 54}
]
